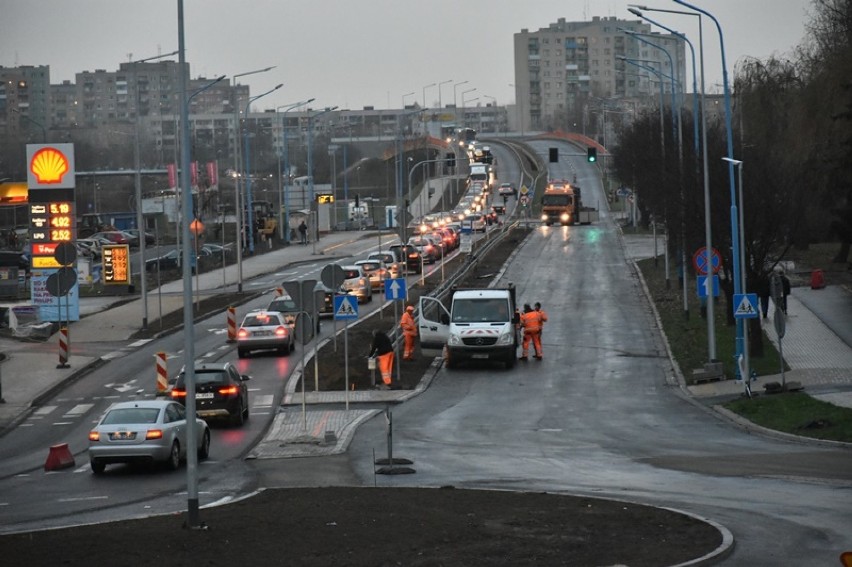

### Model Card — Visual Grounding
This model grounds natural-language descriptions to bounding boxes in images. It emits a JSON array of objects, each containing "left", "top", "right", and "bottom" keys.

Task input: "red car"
[{"left": 91, "top": 231, "right": 130, "bottom": 245}]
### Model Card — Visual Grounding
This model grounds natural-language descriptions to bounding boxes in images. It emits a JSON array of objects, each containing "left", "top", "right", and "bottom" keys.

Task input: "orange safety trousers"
[
  {"left": 377, "top": 351, "right": 394, "bottom": 385},
  {"left": 522, "top": 331, "right": 542, "bottom": 358}
]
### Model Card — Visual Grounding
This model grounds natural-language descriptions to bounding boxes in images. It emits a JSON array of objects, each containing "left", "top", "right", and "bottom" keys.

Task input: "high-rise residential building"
[
  {"left": 0, "top": 65, "right": 51, "bottom": 142},
  {"left": 514, "top": 16, "right": 685, "bottom": 132}
]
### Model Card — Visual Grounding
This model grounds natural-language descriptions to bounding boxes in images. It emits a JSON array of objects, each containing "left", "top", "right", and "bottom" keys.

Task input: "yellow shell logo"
[{"left": 30, "top": 147, "right": 69, "bottom": 184}]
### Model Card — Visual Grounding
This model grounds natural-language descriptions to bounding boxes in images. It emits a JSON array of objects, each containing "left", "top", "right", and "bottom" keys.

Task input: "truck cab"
[{"left": 418, "top": 284, "right": 519, "bottom": 369}]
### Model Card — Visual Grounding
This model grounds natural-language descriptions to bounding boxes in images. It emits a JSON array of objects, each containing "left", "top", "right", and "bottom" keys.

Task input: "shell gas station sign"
[
  {"left": 26, "top": 143, "right": 80, "bottom": 322},
  {"left": 26, "top": 144, "right": 76, "bottom": 189}
]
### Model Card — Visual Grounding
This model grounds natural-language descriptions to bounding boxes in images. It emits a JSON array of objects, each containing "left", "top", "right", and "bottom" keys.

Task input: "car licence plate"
[
  {"left": 471, "top": 354, "right": 488, "bottom": 359},
  {"left": 109, "top": 431, "right": 137, "bottom": 440},
  {"left": 196, "top": 392, "right": 214, "bottom": 399}
]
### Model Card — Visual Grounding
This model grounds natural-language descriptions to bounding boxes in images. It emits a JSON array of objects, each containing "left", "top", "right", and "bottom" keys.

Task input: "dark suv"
[
  {"left": 389, "top": 244, "right": 422, "bottom": 274},
  {"left": 171, "top": 362, "right": 250, "bottom": 426}
]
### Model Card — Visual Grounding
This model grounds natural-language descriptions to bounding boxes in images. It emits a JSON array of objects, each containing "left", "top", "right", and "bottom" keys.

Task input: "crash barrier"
[
  {"left": 44, "top": 443, "right": 75, "bottom": 471},
  {"left": 227, "top": 306, "right": 237, "bottom": 342},
  {"left": 156, "top": 351, "right": 168, "bottom": 394},
  {"left": 57, "top": 327, "right": 70, "bottom": 369}
]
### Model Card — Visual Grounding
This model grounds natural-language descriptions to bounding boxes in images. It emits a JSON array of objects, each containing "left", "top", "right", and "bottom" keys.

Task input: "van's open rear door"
[{"left": 418, "top": 296, "right": 449, "bottom": 354}]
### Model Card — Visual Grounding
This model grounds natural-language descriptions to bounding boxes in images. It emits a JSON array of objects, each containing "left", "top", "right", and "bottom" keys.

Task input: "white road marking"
[
  {"left": 63, "top": 403, "right": 94, "bottom": 417},
  {"left": 253, "top": 394, "right": 274, "bottom": 407},
  {"left": 128, "top": 339, "right": 153, "bottom": 348},
  {"left": 34, "top": 406, "right": 57, "bottom": 415},
  {"left": 57, "top": 496, "right": 109, "bottom": 503},
  {"left": 52, "top": 422, "right": 74, "bottom": 426}
]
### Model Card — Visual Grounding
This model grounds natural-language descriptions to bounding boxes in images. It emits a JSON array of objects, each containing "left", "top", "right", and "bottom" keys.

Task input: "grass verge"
[
  {"left": 724, "top": 393, "right": 852, "bottom": 442},
  {"left": 636, "top": 252, "right": 852, "bottom": 444}
]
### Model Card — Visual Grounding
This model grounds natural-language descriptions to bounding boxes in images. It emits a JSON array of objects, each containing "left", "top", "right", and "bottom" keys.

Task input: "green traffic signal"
[{"left": 587, "top": 147, "right": 597, "bottom": 162}]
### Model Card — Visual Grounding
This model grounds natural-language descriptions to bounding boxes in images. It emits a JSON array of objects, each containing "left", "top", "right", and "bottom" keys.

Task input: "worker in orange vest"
[
  {"left": 400, "top": 305, "right": 418, "bottom": 360},
  {"left": 369, "top": 329, "right": 395, "bottom": 388},
  {"left": 520, "top": 303, "right": 545, "bottom": 360}
]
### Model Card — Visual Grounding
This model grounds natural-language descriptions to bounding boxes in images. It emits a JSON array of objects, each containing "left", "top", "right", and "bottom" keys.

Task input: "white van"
[{"left": 418, "top": 284, "right": 519, "bottom": 369}]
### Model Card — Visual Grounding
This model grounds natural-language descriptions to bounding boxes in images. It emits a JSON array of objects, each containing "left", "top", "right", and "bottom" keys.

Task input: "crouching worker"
[{"left": 370, "top": 329, "right": 395, "bottom": 388}]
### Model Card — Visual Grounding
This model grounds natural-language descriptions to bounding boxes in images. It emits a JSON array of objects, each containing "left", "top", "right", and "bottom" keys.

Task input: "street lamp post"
[
  {"left": 437, "top": 79, "right": 452, "bottom": 131},
  {"left": 276, "top": 98, "right": 315, "bottom": 242},
  {"left": 461, "top": 89, "right": 477, "bottom": 128},
  {"left": 175, "top": 0, "right": 200, "bottom": 528},
  {"left": 453, "top": 80, "right": 469, "bottom": 125},
  {"left": 402, "top": 92, "right": 415, "bottom": 109},
  {"left": 127, "top": 49, "right": 180, "bottom": 331},
  {"left": 630, "top": 2, "right": 716, "bottom": 361},
  {"left": 306, "top": 106, "right": 338, "bottom": 249},
  {"left": 674, "top": 0, "right": 744, "bottom": 374},
  {"left": 244, "top": 84, "right": 284, "bottom": 256},
  {"left": 422, "top": 83, "right": 436, "bottom": 110},
  {"left": 231, "top": 66, "right": 274, "bottom": 293},
  {"left": 10, "top": 108, "right": 46, "bottom": 142}
]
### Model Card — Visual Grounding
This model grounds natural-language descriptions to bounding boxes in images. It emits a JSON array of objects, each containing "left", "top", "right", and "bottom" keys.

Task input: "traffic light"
[
  {"left": 549, "top": 147, "right": 559, "bottom": 163},
  {"left": 587, "top": 147, "right": 597, "bottom": 162},
  {"left": 354, "top": 194, "right": 360, "bottom": 208},
  {"left": 445, "top": 152, "right": 456, "bottom": 168}
]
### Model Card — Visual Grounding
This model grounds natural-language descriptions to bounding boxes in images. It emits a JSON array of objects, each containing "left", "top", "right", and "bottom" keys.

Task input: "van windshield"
[{"left": 452, "top": 298, "right": 511, "bottom": 323}]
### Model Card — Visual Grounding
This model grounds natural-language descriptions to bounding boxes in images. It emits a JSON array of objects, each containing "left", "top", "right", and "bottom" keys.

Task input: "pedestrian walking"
[
  {"left": 369, "top": 329, "right": 395, "bottom": 388},
  {"left": 779, "top": 269, "right": 791, "bottom": 315},
  {"left": 520, "top": 303, "right": 545, "bottom": 360},
  {"left": 400, "top": 305, "right": 418, "bottom": 360},
  {"left": 757, "top": 277, "right": 771, "bottom": 319},
  {"left": 298, "top": 220, "right": 308, "bottom": 245}
]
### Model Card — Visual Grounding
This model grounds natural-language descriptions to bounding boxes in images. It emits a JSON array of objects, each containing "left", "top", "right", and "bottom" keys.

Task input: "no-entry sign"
[{"left": 693, "top": 247, "right": 722, "bottom": 276}]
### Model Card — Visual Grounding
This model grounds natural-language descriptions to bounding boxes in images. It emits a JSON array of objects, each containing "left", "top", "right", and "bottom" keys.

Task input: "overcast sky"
[{"left": 2, "top": 1, "right": 812, "bottom": 112}]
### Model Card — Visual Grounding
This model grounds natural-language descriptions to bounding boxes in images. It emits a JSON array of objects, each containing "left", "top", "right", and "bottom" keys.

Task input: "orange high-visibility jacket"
[
  {"left": 520, "top": 311, "right": 545, "bottom": 333},
  {"left": 401, "top": 311, "right": 418, "bottom": 336}
]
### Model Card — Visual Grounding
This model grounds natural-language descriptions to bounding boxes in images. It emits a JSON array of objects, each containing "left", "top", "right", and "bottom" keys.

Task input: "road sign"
[
  {"left": 693, "top": 247, "right": 722, "bottom": 276},
  {"left": 733, "top": 293, "right": 759, "bottom": 319},
  {"left": 520, "top": 185, "right": 529, "bottom": 195},
  {"left": 384, "top": 278, "right": 407, "bottom": 301},
  {"left": 519, "top": 195, "right": 530, "bottom": 207},
  {"left": 334, "top": 295, "right": 358, "bottom": 320},
  {"left": 773, "top": 308, "right": 786, "bottom": 339},
  {"left": 616, "top": 186, "right": 632, "bottom": 198},
  {"left": 696, "top": 275, "right": 719, "bottom": 298},
  {"left": 321, "top": 263, "right": 346, "bottom": 289}
]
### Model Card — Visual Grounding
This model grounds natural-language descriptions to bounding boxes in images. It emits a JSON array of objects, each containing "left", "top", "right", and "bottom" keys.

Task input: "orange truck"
[{"left": 540, "top": 180, "right": 598, "bottom": 226}]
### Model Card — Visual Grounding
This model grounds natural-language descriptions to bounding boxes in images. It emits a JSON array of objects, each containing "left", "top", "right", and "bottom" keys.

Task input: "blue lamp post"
[
  {"left": 674, "top": 0, "right": 745, "bottom": 374},
  {"left": 243, "top": 83, "right": 283, "bottom": 255},
  {"left": 627, "top": 3, "right": 716, "bottom": 361}
]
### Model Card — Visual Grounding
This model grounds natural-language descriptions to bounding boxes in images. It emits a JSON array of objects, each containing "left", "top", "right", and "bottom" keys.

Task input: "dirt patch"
[{"left": 1, "top": 487, "right": 723, "bottom": 567}]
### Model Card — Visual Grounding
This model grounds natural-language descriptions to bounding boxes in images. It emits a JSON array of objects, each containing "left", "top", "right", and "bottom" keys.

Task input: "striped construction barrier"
[
  {"left": 57, "top": 327, "right": 70, "bottom": 369},
  {"left": 156, "top": 351, "right": 168, "bottom": 395},
  {"left": 275, "top": 287, "right": 284, "bottom": 297},
  {"left": 227, "top": 307, "right": 237, "bottom": 342},
  {"left": 45, "top": 443, "right": 75, "bottom": 471}
]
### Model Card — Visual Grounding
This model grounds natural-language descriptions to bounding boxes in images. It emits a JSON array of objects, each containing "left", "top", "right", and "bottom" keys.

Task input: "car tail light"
[
  {"left": 145, "top": 429, "right": 164, "bottom": 440},
  {"left": 218, "top": 385, "right": 240, "bottom": 396},
  {"left": 171, "top": 389, "right": 186, "bottom": 399},
  {"left": 237, "top": 328, "right": 249, "bottom": 338},
  {"left": 274, "top": 326, "right": 288, "bottom": 337},
  {"left": 88, "top": 431, "right": 100, "bottom": 441},
  {"left": 359, "top": 278, "right": 367, "bottom": 286},
  {"left": 408, "top": 253, "right": 418, "bottom": 259}
]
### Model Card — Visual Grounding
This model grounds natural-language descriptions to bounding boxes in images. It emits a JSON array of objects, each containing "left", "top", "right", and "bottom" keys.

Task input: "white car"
[
  {"left": 341, "top": 265, "right": 373, "bottom": 303},
  {"left": 88, "top": 400, "right": 210, "bottom": 474},
  {"left": 366, "top": 251, "right": 401, "bottom": 279},
  {"left": 354, "top": 259, "right": 390, "bottom": 291}
]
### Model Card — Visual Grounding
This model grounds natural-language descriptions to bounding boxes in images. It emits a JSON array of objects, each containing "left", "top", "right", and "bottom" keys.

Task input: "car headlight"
[
  {"left": 448, "top": 334, "right": 462, "bottom": 346},
  {"left": 497, "top": 331, "right": 513, "bottom": 345},
  {"left": 561, "top": 213, "right": 570, "bottom": 221},
  {"left": 541, "top": 214, "right": 548, "bottom": 221}
]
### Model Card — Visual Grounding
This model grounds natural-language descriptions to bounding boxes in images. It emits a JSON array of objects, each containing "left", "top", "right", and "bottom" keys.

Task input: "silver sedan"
[{"left": 88, "top": 400, "right": 210, "bottom": 474}]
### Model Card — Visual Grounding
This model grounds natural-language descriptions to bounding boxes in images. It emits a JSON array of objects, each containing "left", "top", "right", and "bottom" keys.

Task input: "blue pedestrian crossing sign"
[
  {"left": 333, "top": 295, "right": 359, "bottom": 320},
  {"left": 384, "top": 278, "right": 407, "bottom": 301},
  {"left": 733, "top": 293, "right": 759, "bottom": 319}
]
